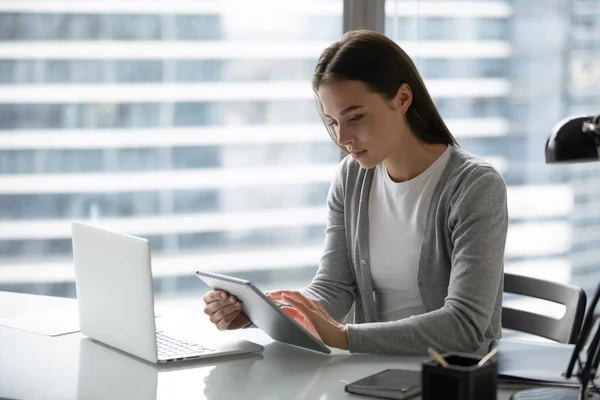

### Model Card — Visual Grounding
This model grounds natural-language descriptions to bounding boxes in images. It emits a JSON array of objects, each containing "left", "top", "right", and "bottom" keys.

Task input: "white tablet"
[{"left": 196, "top": 271, "right": 331, "bottom": 354}]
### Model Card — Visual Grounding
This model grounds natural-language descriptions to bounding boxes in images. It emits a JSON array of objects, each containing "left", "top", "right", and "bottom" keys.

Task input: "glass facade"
[
  {"left": 386, "top": 0, "right": 600, "bottom": 294},
  {"left": 2, "top": 0, "right": 600, "bottom": 302},
  {"left": 0, "top": 2, "right": 342, "bottom": 299},
  {"left": 565, "top": 0, "right": 600, "bottom": 293}
]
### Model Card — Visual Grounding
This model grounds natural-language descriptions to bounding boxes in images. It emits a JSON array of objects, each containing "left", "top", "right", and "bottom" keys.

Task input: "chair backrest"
[{"left": 502, "top": 273, "right": 587, "bottom": 344}]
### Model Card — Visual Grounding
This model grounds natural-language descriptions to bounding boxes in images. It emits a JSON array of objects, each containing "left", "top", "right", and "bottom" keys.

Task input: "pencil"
[
  {"left": 427, "top": 347, "right": 449, "bottom": 368},
  {"left": 477, "top": 348, "right": 498, "bottom": 367}
]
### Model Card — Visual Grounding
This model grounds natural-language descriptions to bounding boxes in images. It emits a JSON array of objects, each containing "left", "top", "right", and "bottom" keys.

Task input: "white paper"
[{"left": 0, "top": 303, "right": 80, "bottom": 336}]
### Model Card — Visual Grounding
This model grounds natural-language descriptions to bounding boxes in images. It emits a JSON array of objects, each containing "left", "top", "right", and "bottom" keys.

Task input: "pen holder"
[{"left": 421, "top": 352, "right": 497, "bottom": 400}]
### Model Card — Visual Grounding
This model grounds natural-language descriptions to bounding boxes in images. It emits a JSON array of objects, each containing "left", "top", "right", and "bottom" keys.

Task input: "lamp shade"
[{"left": 546, "top": 115, "right": 600, "bottom": 164}]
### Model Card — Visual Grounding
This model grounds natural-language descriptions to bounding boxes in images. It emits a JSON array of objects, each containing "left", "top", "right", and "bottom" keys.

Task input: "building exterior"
[
  {"left": 565, "top": 0, "right": 600, "bottom": 294},
  {"left": 385, "top": 0, "right": 574, "bottom": 290},
  {"left": 0, "top": 1, "right": 598, "bottom": 299}
]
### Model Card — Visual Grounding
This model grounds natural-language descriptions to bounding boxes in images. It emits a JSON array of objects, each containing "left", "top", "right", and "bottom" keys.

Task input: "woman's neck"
[{"left": 383, "top": 135, "right": 449, "bottom": 183}]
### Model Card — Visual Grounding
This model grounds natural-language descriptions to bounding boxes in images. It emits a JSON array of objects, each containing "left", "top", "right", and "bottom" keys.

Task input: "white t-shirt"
[{"left": 368, "top": 145, "right": 453, "bottom": 321}]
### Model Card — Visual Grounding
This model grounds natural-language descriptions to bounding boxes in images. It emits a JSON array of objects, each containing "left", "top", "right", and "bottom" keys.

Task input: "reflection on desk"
[
  {"left": 78, "top": 338, "right": 159, "bottom": 400},
  {"left": 205, "top": 341, "right": 336, "bottom": 400},
  {"left": 78, "top": 337, "right": 266, "bottom": 400},
  {"left": 76, "top": 336, "right": 425, "bottom": 400},
  {"left": 203, "top": 341, "right": 432, "bottom": 400},
  {"left": 0, "top": 292, "right": 522, "bottom": 400}
]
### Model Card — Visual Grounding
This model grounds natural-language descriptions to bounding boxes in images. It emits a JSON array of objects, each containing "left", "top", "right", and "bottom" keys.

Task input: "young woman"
[{"left": 203, "top": 30, "right": 508, "bottom": 355}]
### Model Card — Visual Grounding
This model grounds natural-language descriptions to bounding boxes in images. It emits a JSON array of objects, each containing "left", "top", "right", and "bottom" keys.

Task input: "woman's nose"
[{"left": 336, "top": 125, "right": 352, "bottom": 146}]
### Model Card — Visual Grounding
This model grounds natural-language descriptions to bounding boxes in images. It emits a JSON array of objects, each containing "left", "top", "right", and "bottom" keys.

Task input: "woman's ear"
[{"left": 394, "top": 83, "right": 413, "bottom": 114}]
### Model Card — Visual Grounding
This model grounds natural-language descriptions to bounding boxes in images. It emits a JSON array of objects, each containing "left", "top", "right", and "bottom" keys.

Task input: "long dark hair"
[{"left": 313, "top": 29, "right": 457, "bottom": 147}]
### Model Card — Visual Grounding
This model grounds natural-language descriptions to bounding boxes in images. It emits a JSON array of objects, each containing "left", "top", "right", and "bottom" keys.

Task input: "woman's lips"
[{"left": 351, "top": 150, "right": 367, "bottom": 159}]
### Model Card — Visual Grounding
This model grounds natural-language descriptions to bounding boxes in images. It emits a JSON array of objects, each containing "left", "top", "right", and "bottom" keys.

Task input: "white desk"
[{"left": 0, "top": 291, "right": 522, "bottom": 400}]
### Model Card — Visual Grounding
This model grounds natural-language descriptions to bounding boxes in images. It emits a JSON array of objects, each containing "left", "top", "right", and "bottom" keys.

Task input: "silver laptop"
[{"left": 71, "top": 221, "right": 263, "bottom": 364}]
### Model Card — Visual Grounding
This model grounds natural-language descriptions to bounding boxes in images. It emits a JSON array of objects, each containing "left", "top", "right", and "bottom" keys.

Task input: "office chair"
[{"left": 502, "top": 273, "right": 587, "bottom": 344}]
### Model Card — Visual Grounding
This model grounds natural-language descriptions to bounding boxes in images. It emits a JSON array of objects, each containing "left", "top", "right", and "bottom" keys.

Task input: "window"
[
  {"left": 476, "top": 18, "right": 509, "bottom": 40},
  {"left": 418, "top": 59, "right": 509, "bottom": 79},
  {"left": 435, "top": 97, "right": 508, "bottom": 119},
  {"left": 0, "top": 192, "right": 163, "bottom": 220},
  {"left": 0, "top": 103, "right": 166, "bottom": 130},
  {"left": 0, "top": 60, "right": 40, "bottom": 84},
  {"left": 421, "top": 18, "right": 455, "bottom": 40},
  {"left": 0, "top": 150, "right": 36, "bottom": 174},
  {"left": 0, "top": 13, "right": 165, "bottom": 40},
  {"left": 0, "top": 2, "right": 342, "bottom": 300},
  {"left": 109, "top": 15, "right": 162, "bottom": 40},
  {"left": 115, "top": 61, "right": 163, "bottom": 83},
  {"left": 385, "top": 17, "right": 416, "bottom": 40},
  {"left": 112, "top": 148, "right": 161, "bottom": 172},
  {"left": 0, "top": 238, "right": 73, "bottom": 258},
  {"left": 173, "top": 15, "right": 222, "bottom": 41},
  {"left": 46, "top": 60, "right": 104, "bottom": 83},
  {"left": 41, "top": 149, "right": 105, "bottom": 174},
  {"left": 14, "top": 1, "right": 596, "bottom": 307},
  {"left": 174, "top": 60, "right": 224, "bottom": 82},
  {"left": 0, "top": 57, "right": 319, "bottom": 84},
  {"left": 172, "top": 102, "right": 214, "bottom": 126},
  {"left": 386, "top": 0, "right": 600, "bottom": 297},
  {"left": 171, "top": 147, "right": 221, "bottom": 170}
]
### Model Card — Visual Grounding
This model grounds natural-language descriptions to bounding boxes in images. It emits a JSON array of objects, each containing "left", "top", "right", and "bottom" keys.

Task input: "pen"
[
  {"left": 427, "top": 347, "right": 448, "bottom": 368},
  {"left": 477, "top": 348, "right": 498, "bottom": 367}
]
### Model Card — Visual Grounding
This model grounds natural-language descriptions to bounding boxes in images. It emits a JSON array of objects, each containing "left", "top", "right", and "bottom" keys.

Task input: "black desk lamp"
[
  {"left": 512, "top": 114, "right": 600, "bottom": 400},
  {"left": 546, "top": 115, "right": 600, "bottom": 164}
]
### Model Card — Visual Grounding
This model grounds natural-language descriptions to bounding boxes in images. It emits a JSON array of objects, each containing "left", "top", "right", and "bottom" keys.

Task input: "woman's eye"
[
  {"left": 327, "top": 120, "right": 338, "bottom": 127},
  {"left": 349, "top": 114, "right": 364, "bottom": 122}
]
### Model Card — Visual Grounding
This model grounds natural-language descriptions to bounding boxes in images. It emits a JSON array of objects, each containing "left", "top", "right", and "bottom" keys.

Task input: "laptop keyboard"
[{"left": 156, "top": 331, "right": 215, "bottom": 358}]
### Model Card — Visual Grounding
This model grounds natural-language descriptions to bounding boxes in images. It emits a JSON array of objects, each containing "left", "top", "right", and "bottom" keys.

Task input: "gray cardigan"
[{"left": 300, "top": 146, "right": 508, "bottom": 355}]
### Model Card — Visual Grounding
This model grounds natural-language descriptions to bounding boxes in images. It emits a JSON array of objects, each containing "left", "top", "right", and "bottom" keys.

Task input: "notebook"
[
  {"left": 493, "top": 339, "right": 600, "bottom": 387},
  {"left": 344, "top": 368, "right": 421, "bottom": 400}
]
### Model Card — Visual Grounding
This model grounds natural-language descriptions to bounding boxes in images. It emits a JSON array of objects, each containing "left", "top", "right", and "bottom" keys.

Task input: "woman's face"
[{"left": 317, "top": 79, "right": 411, "bottom": 169}]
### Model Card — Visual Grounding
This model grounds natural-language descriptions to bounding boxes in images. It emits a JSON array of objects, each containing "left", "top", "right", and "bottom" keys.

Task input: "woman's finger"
[
  {"left": 281, "top": 306, "right": 322, "bottom": 341},
  {"left": 281, "top": 294, "right": 316, "bottom": 318},
  {"left": 282, "top": 292, "right": 317, "bottom": 313},
  {"left": 280, "top": 306, "right": 302, "bottom": 320},
  {"left": 204, "top": 297, "right": 236, "bottom": 315},
  {"left": 203, "top": 290, "right": 229, "bottom": 304},
  {"left": 266, "top": 290, "right": 295, "bottom": 300},
  {"left": 220, "top": 308, "right": 242, "bottom": 324}
]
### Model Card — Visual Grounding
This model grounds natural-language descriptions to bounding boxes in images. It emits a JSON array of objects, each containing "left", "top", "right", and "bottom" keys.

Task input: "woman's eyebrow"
[{"left": 323, "top": 105, "right": 364, "bottom": 118}]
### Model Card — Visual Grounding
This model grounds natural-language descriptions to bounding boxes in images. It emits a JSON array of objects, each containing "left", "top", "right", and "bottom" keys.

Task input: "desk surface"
[{"left": 0, "top": 291, "right": 522, "bottom": 400}]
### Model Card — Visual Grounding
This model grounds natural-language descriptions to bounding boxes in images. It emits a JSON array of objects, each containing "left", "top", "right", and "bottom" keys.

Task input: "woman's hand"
[
  {"left": 266, "top": 290, "right": 349, "bottom": 350},
  {"left": 203, "top": 290, "right": 251, "bottom": 330}
]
